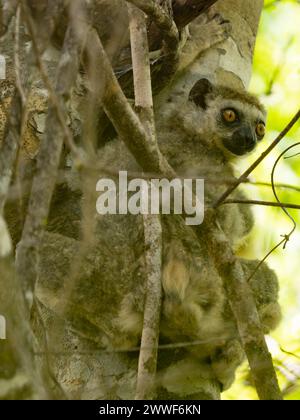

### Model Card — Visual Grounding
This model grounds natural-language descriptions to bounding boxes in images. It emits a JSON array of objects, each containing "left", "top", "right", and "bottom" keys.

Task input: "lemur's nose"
[{"left": 240, "top": 127, "right": 256, "bottom": 149}]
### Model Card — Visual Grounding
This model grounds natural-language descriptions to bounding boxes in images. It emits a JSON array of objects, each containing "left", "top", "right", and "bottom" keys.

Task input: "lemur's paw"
[{"left": 202, "top": 11, "right": 232, "bottom": 46}]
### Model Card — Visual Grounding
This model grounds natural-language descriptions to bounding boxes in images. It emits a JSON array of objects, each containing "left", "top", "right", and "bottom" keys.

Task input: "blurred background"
[{"left": 224, "top": 0, "right": 300, "bottom": 400}]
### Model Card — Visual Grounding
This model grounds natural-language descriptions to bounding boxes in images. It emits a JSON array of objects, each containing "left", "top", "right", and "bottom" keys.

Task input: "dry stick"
[
  {"left": 90, "top": 25, "right": 283, "bottom": 400},
  {"left": 213, "top": 109, "right": 300, "bottom": 208},
  {"left": 16, "top": 4, "right": 87, "bottom": 305},
  {"left": 128, "top": 4, "right": 163, "bottom": 400}
]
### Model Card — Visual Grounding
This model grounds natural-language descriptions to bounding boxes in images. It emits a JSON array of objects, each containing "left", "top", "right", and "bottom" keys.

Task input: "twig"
[
  {"left": 32, "top": 332, "right": 238, "bottom": 354},
  {"left": 222, "top": 199, "right": 300, "bottom": 210},
  {"left": 246, "top": 180, "right": 300, "bottom": 193},
  {"left": 244, "top": 143, "right": 299, "bottom": 285},
  {"left": 271, "top": 142, "right": 299, "bottom": 242},
  {"left": 128, "top": 3, "right": 163, "bottom": 400},
  {"left": 213, "top": 109, "right": 300, "bottom": 207},
  {"left": 280, "top": 347, "right": 300, "bottom": 361}
]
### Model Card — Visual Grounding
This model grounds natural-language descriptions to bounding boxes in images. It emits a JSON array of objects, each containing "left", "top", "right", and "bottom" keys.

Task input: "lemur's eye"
[
  {"left": 256, "top": 122, "right": 265, "bottom": 138},
  {"left": 222, "top": 109, "right": 237, "bottom": 123}
]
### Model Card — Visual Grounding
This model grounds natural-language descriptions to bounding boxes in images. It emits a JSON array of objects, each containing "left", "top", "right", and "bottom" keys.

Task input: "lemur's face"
[
  {"left": 215, "top": 100, "right": 266, "bottom": 156},
  {"left": 189, "top": 79, "right": 266, "bottom": 157}
]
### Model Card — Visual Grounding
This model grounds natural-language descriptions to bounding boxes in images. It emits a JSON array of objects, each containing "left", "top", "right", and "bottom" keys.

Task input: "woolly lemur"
[{"left": 32, "top": 78, "right": 281, "bottom": 398}]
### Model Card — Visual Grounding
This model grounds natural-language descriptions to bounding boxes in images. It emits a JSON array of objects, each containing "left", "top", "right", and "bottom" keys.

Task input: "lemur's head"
[{"left": 189, "top": 79, "right": 266, "bottom": 157}]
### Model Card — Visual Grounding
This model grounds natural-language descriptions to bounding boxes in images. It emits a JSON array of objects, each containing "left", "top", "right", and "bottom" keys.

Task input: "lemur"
[
  {"left": 1, "top": 7, "right": 281, "bottom": 398},
  {"left": 31, "top": 77, "right": 281, "bottom": 398}
]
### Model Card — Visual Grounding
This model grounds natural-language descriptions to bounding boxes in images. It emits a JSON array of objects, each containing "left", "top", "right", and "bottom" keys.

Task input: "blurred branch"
[
  {"left": 246, "top": 180, "right": 300, "bottom": 193},
  {"left": 222, "top": 199, "right": 300, "bottom": 210},
  {"left": 280, "top": 347, "right": 300, "bottom": 360},
  {"left": 14, "top": 5, "right": 26, "bottom": 105},
  {"left": 128, "top": 3, "right": 163, "bottom": 400},
  {"left": 20, "top": 2, "right": 81, "bottom": 158},
  {"left": 264, "top": 0, "right": 281, "bottom": 9},
  {"left": 0, "top": 0, "right": 19, "bottom": 36},
  {"left": 16, "top": 0, "right": 87, "bottom": 305},
  {"left": 27, "top": 0, "right": 68, "bottom": 52},
  {"left": 265, "top": 36, "right": 294, "bottom": 96},
  {"left": 213, "top": 109, "right": 300, "bottom": 207}
]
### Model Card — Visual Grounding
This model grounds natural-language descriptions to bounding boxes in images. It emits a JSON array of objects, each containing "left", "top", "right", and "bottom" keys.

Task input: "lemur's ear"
[{"left": 189, "top": 78, "right": 214, "bottom": 109}]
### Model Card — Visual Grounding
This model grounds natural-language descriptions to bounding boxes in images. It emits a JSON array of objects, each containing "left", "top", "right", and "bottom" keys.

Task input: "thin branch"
[
  {"left": 222, "top": 199, "right": 300, "bottom": 210},
  {"left": 244, "top": 143, "right": 299, "bottom": 285},
  {"left": 280, "top": 347, "right": 300, "bottom": 361},
  {"left": 213, "top": 109, "right": 300, "bottom": 207},
  {"left": 270, "top": 142, "right": 299, "bottom": 242},
  {"left": 265, "top": 36, "right": 294, "bottom": 96},
  {"left": 128, "top": 3, "right": 163, "bottom": 400},
  {"left": 246, "top": 180, "right": 300, "bottom": 193}
]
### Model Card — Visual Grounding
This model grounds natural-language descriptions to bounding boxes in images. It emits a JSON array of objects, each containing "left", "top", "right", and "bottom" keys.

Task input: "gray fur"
[{"left": 32, "top": 80, "right": 280, "bottom": 397}]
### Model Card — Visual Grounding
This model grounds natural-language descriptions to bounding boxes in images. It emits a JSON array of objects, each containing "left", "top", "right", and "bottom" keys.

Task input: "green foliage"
[{"left": 224, "top": 0, "right": 300, "bottom": 400}]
